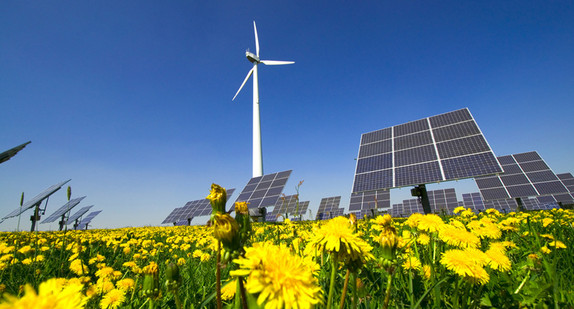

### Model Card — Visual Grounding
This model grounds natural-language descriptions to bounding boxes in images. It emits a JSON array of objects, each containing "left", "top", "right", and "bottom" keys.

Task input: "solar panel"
[
  {"left": 162, "top": 188, "right": 235, "bottom": 224},
  {"left": 0, "top": 141, "right": 31, "bottom": 164},
  {"left": 77, "top": 210, "right": 102, "bottom": 229},
  {"left": 316, "top": 196, "right": 341, "bottom": 220},
  {"left": 162, "top": 207, "right": 184, "bottom": 224},
  {"left": 268, "top": 195, "right": 309, "bottom": 219},
  {"left": 427, "top": 188, "right": 459, "bottom": 214},
  {"left": 2, "top": 179, "right": 72, "bottom": 220},
  {"left": 475, "top": 151, "right": 569, "bottom": 200},
  {"left": 41, "top": 196, "right": 86, "bottom": 223},
  {"left": 353, "top": 108, "right": 502, "bottom": 193},
  {"left": 235, "top": 170, "right": 291, "bottom": 209},
  {"left": 67, "top": 205, "right": 94, "bottom": 223},
  {"left": 348, "top": 189, "right": 390, "bottom": 213},
  {"left": 462, "top": 192, "right": 517, "bottom": 212}
]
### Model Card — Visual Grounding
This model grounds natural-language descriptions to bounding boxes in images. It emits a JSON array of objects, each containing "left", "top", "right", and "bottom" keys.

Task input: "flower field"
[{"left": 1, "top": 202, "right": 573, "bottom": 308}]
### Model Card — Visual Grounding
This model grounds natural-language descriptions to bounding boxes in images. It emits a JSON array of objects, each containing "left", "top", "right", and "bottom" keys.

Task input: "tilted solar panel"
[
  {"left": 67, "top": 206, "right": 94, "bottom": 223},
  {"left": 475, "top": 151, "right": 569, "bottom": 200},
  {"left": 348, "top": 190, "right": 390, "bottom": 213},
  {"left": 41, "top": 196, "right": 86, "bottom": 223},
  {"left": 353, "top": 108, "right": 502, "bottom": 193},
  {"left": 235, "top": 170, "right": 291, "bottom": 209},
  {"left": 2, "top": 179, "right": 72, "bottom": 220},
  {"left": 77, "top": 210, "right": 102, "bottom": 229}
]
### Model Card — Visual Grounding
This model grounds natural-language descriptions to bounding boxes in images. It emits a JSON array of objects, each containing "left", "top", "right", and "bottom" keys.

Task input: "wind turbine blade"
[
  {"left": 253, "top": 21, "right": 260, "bottom": 57},
  {"left": 232, "top": 67, "right": 254, "bottom": 101},
  {"left": 260, "top": 60, "right": 295, "bottom": 65}
]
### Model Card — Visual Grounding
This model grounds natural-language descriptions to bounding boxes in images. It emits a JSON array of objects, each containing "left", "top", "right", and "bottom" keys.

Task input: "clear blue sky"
[{"left": 1, "top": 1, "right": 573, "bottom": 231}]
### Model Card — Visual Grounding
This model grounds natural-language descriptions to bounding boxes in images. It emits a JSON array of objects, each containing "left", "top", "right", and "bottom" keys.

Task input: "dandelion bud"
[
  {"left": 349, "top": 213, "right": 357, "bottom": 226},
  {"left": 142, "top": 262, "right": 160, "bottom": 299},
  {"left": 214, "top": 213, "right": 240, "bottom": 251},
  {"left": 165, "top": 262, "right": 181, "bottom": 291},
  {"left": 206, "top": 183, "right": 227, "bottom": 214},
  {"left": 377, "top": 228, "right": 398, "bottom": 260}
]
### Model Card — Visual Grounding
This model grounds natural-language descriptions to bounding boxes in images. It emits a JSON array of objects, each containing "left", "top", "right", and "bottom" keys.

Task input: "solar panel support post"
[
  {"left": 30, "top": 204, "right": 41, "bottom": 232},
  {"left": 411, "top": 184, "right": 432, "bottom": 215},
  {"left": 515, "top": 197, "right": 525, "bottom": 212}
]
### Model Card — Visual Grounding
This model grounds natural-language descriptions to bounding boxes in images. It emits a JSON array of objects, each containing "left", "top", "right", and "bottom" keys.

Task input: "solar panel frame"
[
  {"left": 475, "top": 151, "right": 569, "bottom": 200},
  {"left": 2, "top": 179, "right": 72, "bottom": 220},
  {"left": 316, "top": 196, "right": 342, "bottom": 220},
  {"left": 41, "top": 196, "right": 86, "bottom": 223},
  {"left": 353, "top": 108, "right": 503, "bottom": 193}
]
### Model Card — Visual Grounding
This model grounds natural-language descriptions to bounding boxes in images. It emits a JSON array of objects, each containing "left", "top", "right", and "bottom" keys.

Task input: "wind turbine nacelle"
[{"left": 246, "top": 51, "right": 260, "bottom": 63}]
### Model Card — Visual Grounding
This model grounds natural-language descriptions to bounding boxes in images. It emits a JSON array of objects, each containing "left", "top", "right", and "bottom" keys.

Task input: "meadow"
[{"left": 0, "top": 201, "right": 573, "bottom": 308}]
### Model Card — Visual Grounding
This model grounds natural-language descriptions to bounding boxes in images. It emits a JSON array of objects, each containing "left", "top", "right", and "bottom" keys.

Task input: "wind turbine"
[{"left": 233, "top": 21, "right": 294, "bottom": 178}]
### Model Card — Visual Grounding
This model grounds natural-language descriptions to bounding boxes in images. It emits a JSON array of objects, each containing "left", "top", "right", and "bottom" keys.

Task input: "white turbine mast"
[{"left": 232, "top": 21, "right": 294, "bottom": 178}]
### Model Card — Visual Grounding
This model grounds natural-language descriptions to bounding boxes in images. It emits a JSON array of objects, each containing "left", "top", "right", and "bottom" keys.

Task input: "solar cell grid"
[
  {"left": 353, "top": 108, "right": 502, "bottom": 193},
  {"left": 348, "top": 190, "right": 390, "bottom": 213},
  {"left": 475, "top": 151, "right": 568, "bottom": 200},
  {"left": 236, "top": 171, "right": 291, "bottom": 209}
]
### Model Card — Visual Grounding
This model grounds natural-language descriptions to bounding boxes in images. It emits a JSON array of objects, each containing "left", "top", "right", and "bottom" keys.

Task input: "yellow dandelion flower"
[
  {"left": 453, "top": 206, "right": 466, "bottom": 214},
  {"left": 438, "top": 225, "right": 480, "bottom": 249},
  {"left": 95, "top": 266, "right": 115, "bottom": 279},
  {"left": 96, "top": 278, "right": 115, "bottom": 294},
  {"left": 0, "top": 278, "right": 87, "bottom": 309},
  {"left": 467, "top": 218, "right": 501, "bottom": 240},
  {"left": 231, "top": 242, "right": 322, "bottom": 309},
  {"left": 440, "top": 249, "right": 490, "bottom": 285},
  {"left": 100, "top": 288, "right": 125, "bottom": 309},
  {"left": 541, "top": 246, "right": 551, "bottom": 254},
  {"left": 402, "top": 255, "right": 422, "bottom": 270},
  {"left": 416, "top": 214, "right": 445, "bottom": 233},
  {"left": 542, "top": 218, "right": 553, "bottom": 227},
  {"left": 116, "top": 278, "right": 135, "bottom": 291},
  {"left": 17, "top": 245, "right": 33, "bottom": 255},
  {"left": 69, "top": 259, "right": 88, "bottom": 276},
  {"left": 221, "top": 279, "right": 236, "bottom": 301},
  {"left": 421, "top": 265, "right": 432, "bottom": 280},
  {"left": 21, "top": 258, "right": 32, "bottom": 265},
  {"left": 485, "top": 248, "right": 511, "bottom": 272},
  {"left": 306, "top": 216, "right": 373, "bottom": 262},
  {"left": 549, "top": 241, "right": 566, "bottom": 249},
  {"left": 177, "top": 257, "right": 186, "bottom": 266}
]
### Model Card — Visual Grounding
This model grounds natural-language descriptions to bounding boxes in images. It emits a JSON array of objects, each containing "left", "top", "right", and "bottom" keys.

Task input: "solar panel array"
[
  {"left": 353, "top": 108, "right": 503, "bottom": 193},
  {"left": 316, "top": 196, "right": 344, "bottom": 220},
  {"left": 427, "top": 189, "right": 459, "bottom": 214},
  {"left": 266, "top": 197, "right": 310, "bottom": 222},
  {"left": 390, "top": 188, "right": 458, "bottom": 216},
  {"left": 41, "top": 196, "right": 86, "bottom": 223},
  {"left": 235, "top": 170, "right": 291, "bottom": 209},
  {"left": 77, "top": 210, "right": 102, "bottom": 229},
  {"left": 391, "top": 199, "right": 425, "bottom": 217},
  {"left": 349, "top": 190, "right": 390, "bottom": 214},
  {"left": 162, "top": 189, "right": 236, "bottom": 224},
  {"left": 2, "top": 179, "right": 72, "bottom": 220},
  {"left": 462, "top": 192, "right": 517, "bottom": 212},
  {"left": 555, "top": 173, "right": 574, "bottom": 204},
  {"left": 67, "top": 205, "right": 94, "bottom": 223},
  {"left": 475, "top": 151, "right": 569, "bottom": 200}
]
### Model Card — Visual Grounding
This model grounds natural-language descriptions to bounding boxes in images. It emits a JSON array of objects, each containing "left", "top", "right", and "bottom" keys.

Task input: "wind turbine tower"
[{"left": 233, "top": 21, "right": 294, "bottom": 177}]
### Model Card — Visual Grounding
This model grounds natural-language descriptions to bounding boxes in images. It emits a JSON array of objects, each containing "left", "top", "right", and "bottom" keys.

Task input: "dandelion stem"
[
  {"left": 327, "top": 254, "right": 338, "bottom": 309},
  {"left": 514, "top": 270, "right": 530, "bottom": 294},
  {"left": 216, "top": 240, "right": 222, "bottom": 309},
  {"left": 351, "top": 271, "right": 358, "bottom": 309},
  {"left": 339, "top": 268, "right": 350, "bottom": 309},
  {"left": 382, "top": 267, "right": 394, "bottom": 309}
]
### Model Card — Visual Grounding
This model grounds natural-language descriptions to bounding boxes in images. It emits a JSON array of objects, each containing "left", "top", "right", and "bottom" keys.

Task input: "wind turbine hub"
[{"left": 246, "top": 51, "right": 260, "bottom": 63}]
